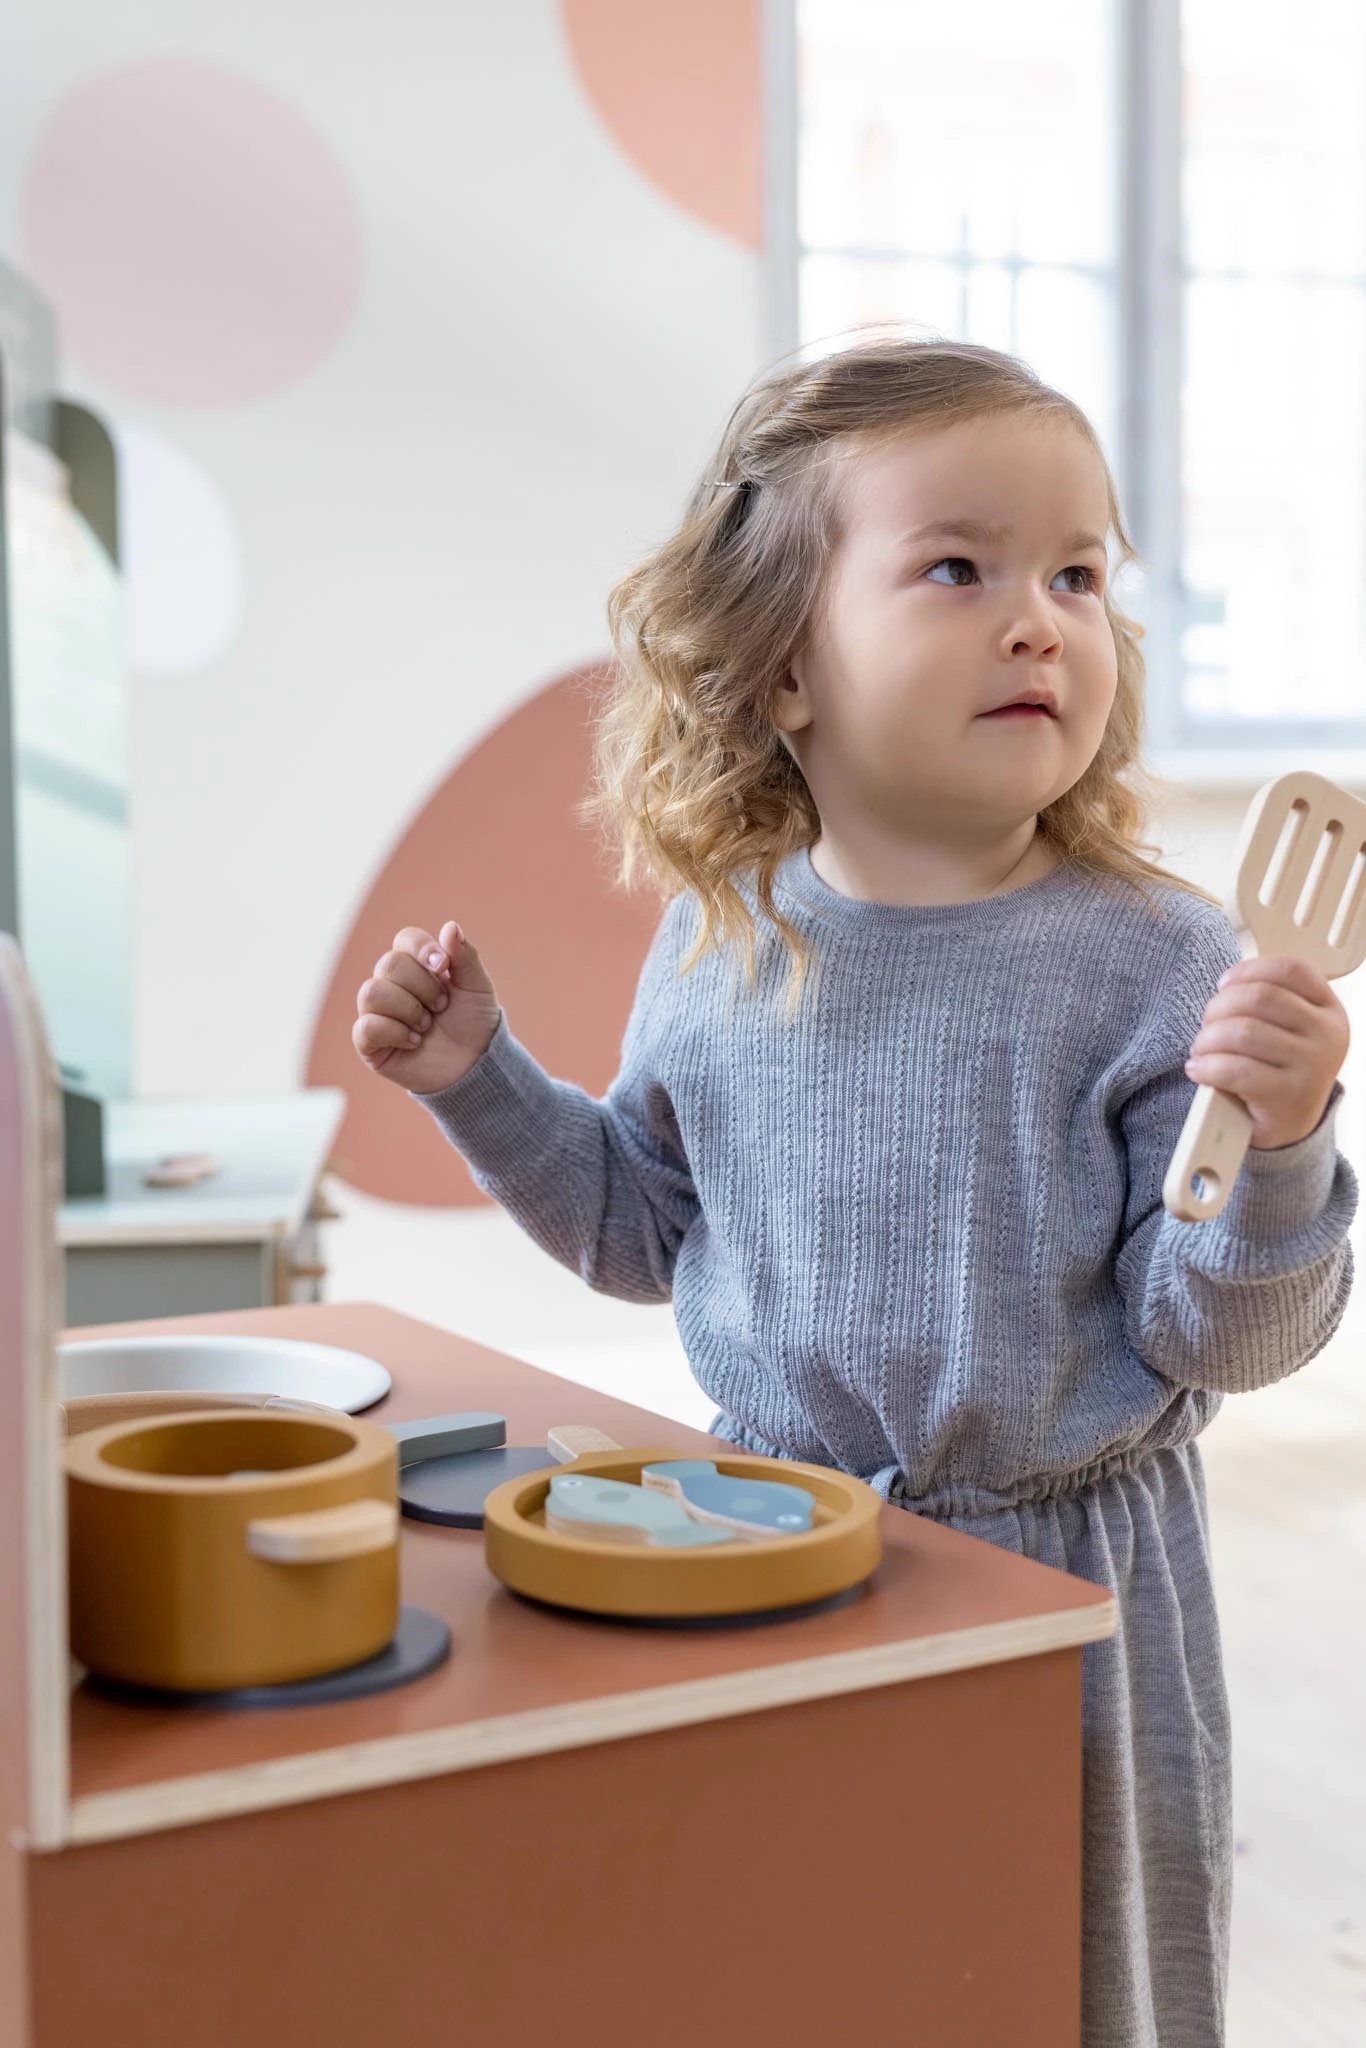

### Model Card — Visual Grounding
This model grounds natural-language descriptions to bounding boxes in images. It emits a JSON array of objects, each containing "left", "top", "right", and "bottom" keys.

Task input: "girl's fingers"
[
  {"left": 1182, "top": 1054, "right": 1304, "bottom": 1108},
  {"left": 1200, "top": 982, "right": 1319, "bottom": 1035},
  {"left": 437, "top": 920, "right": 497, "bottom": 997},
  {"left": 392, "top": 926, "right": 454, "bottom": 993},
  {"left": 357, "top": 976, "right": 433, "bottom": 1033},
  {"left": 1188, "top": 1017, "right": 1302, "bottom": 1069},
  {"left": 1219, "top": 955, "right": 1335, "bottom": 1006},
  {"left": 352, "top": 1014, "right": 423, "bottom": 1059},
  {"left": 380, "top": 941, "right": 449, "bottom": 1010}
]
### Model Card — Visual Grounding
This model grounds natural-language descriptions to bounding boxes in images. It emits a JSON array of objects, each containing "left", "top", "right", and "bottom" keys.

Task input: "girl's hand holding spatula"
[
  {"left": 1164, "top": 770, "right": 1366, "bottom": 1221},
  {"left": 1184, "top": 953, "right": 1350, "bottom": 1152}
]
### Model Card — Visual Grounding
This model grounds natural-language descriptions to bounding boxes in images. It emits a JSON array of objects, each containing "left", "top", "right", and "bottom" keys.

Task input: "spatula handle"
[
  {"left": 546, "top": 1423, "right": 623, "bottom": 1461},
  {"left": 1163, "top": 1083, "right": 1255, "bottom": 1222}
]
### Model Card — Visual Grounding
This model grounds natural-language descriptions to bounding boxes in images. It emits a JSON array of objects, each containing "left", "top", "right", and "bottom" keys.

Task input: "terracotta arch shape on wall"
[{"left": 306, "top": 662, "right": 665, "bottom": 1208}]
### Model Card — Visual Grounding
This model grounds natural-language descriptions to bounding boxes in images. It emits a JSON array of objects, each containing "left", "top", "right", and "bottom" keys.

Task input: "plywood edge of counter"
[{"left": 64, "top": 1591, "right": 1116, "bottom": 1847}]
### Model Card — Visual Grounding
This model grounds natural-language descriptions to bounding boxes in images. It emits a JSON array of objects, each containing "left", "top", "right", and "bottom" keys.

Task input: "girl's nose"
[{"left": 1000, "top": 598, "right": 1063, "bottom": 660}]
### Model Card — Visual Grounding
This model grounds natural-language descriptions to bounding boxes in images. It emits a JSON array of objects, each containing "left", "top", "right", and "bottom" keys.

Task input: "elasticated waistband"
[
  {"left": 890, "top": 1442, "right": 1190, "bottom": 1522},
  {"left": 711, "top": 1416, "right": 1199, "bottom": 1523}
]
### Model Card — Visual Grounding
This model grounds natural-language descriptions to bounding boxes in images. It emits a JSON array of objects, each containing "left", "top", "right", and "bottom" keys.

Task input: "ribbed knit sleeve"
[
  {"left": 410, "top": 897, "right": 699, "bottom": 1302},
  {"left": 1112, "top": 912, "right": 1357, "bottom": 1395}
]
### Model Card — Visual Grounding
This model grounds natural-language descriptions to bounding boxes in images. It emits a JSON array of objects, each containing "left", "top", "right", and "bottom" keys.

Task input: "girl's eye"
[
  {"left": 925, "top": 557, "right": 977, "bottom": 586},
  {"left": 924, "top": 559, "right": 1102, "bottom": 594}
]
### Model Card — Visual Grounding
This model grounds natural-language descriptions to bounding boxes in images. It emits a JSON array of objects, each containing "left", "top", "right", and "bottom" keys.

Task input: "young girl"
[{"left": 352, "top": 336, "right": 1356, "bottom": 2048}]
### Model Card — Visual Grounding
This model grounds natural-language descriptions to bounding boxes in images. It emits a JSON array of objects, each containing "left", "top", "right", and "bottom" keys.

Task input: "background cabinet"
[{"left": 58, "top": 1089, "right": 345, "bottom": 1325}]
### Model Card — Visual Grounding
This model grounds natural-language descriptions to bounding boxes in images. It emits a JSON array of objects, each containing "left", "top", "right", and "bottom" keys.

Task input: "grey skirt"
[{"left": 904, "top": 1440, "right": 1232, "bottom": 2048}]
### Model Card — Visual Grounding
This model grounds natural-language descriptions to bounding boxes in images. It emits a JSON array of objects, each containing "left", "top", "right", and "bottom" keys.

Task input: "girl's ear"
[{"left": 772, "top": 663, "right": 813, "bottom": 735}]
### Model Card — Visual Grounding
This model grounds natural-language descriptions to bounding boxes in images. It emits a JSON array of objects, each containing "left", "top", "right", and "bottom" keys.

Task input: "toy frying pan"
[
  {"left": 1164, "top": 770, "right": 1366, "bottom": 1222},
  {"left": 394, "top": 1417, "right": 731, "bottom": 1533},
  {"left": 483, "top": 1427, "right": 883, "bottom": 1620},
  {"left": 393, "top": 1412, "right": 565, "bottom": 1528}
]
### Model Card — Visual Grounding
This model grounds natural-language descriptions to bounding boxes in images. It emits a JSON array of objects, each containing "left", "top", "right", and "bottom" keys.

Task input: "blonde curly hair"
[{"left": 583, "top": 332, "right": 1214, "bottom": 1013}]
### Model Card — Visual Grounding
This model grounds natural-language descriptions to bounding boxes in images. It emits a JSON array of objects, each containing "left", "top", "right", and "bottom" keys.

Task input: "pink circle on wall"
[
  {"left": 19, "top": 60, "right": 363, "bottom": 407},
  {"left": 561, "top": 0, "right": 763, "bottom": 251}
]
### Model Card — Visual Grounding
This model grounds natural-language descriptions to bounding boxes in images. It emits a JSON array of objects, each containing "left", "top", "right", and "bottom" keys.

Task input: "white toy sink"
[{"left": 57, "top": 1334, "right": 392, "bottom": 1415}]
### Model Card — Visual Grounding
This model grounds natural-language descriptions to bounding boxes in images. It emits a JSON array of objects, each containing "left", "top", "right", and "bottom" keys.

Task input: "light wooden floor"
[
  {"left": 323, "top": 1020, "right": 1366, "bottom": 2044},
  {"left": 1199, "top": 1007, "right": 1366, "bottom": 2046},
  {"left": 1201, "top": 1316, "right": 1366, "bottom": 2047}
]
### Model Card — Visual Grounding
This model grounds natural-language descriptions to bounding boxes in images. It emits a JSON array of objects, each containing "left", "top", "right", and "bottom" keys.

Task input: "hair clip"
[{"left": 711, "top": 477, "right": 754, "bottom": 492}]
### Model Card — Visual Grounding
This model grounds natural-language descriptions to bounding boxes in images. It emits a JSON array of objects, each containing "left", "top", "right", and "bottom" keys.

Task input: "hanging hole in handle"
[{"left": 1189, "top": 1169, "right": 1221, "bottom": 1204}]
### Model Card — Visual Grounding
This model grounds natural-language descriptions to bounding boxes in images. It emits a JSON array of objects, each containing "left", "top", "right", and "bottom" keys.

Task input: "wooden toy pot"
[
  {"left": 65, "top": 1411, "right": 400, "bottom": 1691},
  {"left": 60, "top": 1389, "right": 339, "bottom": 1437}
]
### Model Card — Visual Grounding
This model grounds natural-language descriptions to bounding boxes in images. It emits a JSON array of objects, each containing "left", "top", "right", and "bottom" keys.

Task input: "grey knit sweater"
[{"left": 415, "top": 849, "right": 1356, "bottom": 1508}]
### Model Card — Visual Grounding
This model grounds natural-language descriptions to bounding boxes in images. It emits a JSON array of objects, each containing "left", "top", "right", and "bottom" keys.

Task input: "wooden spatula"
[{"left": 1164, "top": 770, "right": 1366, "bottom": 1223}]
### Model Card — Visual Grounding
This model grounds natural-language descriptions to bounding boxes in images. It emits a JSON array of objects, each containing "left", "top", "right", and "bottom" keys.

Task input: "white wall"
[{"left": 2, "top": 1, "right": 764, "bottom": 1099}]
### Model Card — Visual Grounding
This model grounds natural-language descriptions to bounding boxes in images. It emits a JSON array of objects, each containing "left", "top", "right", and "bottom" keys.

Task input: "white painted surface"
[{"left": 58, "top": 1087, "right": 343, "bottom": 1245}]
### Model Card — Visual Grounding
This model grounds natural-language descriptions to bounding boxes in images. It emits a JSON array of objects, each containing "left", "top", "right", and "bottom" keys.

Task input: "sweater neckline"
[{"left": 771, "top": 843, "right": 1093, "bottom": 936}]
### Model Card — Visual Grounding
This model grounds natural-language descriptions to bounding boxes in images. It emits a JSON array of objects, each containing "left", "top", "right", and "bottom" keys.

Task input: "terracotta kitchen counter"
[{"left": 28, "top": 1300, "right": 1116, "bottom": 2046}]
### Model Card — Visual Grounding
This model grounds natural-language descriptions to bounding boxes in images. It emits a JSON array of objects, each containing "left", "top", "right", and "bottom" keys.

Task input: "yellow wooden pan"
[{"left": 482, "top": 1441, "right": 882, "bottom": 1619}]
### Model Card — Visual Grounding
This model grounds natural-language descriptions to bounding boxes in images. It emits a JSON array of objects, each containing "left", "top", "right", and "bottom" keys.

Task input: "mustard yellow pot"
[
  {"left": 60, "top": 1389, "right": 338, "bottom": 1437},
  {"left": 65, "top": 1410, "right": 399, "bottom": 1691}
]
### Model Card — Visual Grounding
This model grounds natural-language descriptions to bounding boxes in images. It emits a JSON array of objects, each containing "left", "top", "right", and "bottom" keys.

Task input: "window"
[{"left": 777, "top": 0, "right": 1366, "bottom": 766}]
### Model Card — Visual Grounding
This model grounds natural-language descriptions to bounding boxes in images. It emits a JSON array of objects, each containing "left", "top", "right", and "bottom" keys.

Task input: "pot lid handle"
[{"left": 246, "top": 1499, "right": 397, "bottom": 1564}]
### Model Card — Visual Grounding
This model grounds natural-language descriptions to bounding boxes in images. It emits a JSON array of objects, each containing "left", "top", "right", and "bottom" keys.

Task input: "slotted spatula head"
[
  {"left": 1231, "top": 770, "right": 1366, "bottom": 978},
  {"left": 1163, "top": 769, "right": 1366, "bottom": 1225}
]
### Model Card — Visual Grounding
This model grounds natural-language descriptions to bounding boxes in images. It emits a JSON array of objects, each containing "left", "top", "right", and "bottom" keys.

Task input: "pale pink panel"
[
  {"left": 305, "top": 664, "right": 665, "bottom": 1207},
  {"left": 562, "top": 0, "right": 763, "bottom": 250},
  {"left": 19, "top": 60, "right": 362, "bottom": 406}
]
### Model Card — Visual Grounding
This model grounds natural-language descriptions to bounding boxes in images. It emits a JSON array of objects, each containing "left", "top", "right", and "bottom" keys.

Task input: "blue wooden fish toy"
[
  {"left": 640, "top": 1460, "right": 814, "bottom": 1539},
  {"left": 544, "top": 1474, "right": 734, "bottom": 1548}
]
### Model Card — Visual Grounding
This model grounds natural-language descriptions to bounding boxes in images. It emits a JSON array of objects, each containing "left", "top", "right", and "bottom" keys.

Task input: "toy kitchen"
[{"left": 0, "top": 936, "right": 1116, "bottom": 2047}]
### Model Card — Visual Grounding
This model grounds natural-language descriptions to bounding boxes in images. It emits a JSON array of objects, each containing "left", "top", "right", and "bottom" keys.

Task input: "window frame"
[{"left": 763, "top": 0, "right": 1366, "bottom": 785}]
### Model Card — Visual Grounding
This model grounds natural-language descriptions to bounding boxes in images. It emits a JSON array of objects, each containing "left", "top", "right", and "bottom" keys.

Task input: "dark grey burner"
[{"left": 81, "top": 1604, "right": 452, "bottom": 1710}]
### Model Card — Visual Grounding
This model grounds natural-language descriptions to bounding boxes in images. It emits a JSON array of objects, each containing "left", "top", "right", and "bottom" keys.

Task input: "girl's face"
[{"left": 774, "top": 413, "right": 1120, "bottom": 843}]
